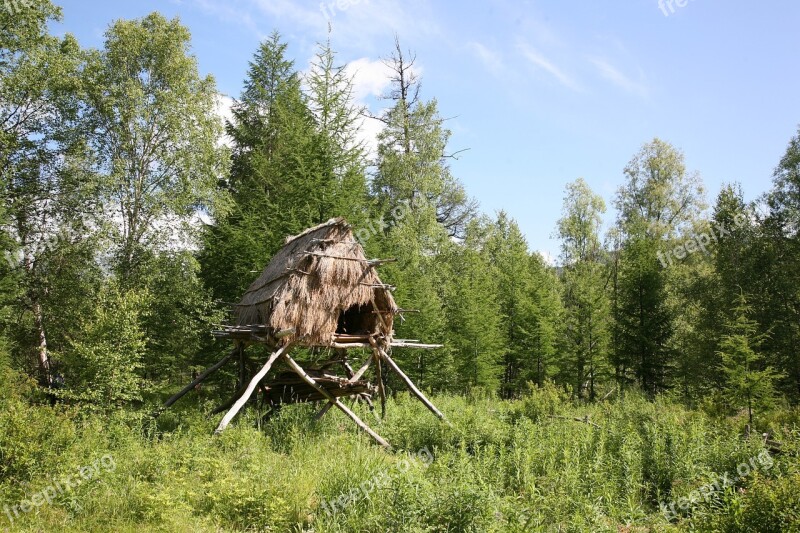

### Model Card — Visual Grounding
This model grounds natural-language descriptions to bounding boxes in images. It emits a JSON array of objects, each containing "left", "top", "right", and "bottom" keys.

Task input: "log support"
[
  {"left": 156, "top": 348, "right": 237, "bottom": 416},
  {"left": 370, "top": 337, "right": 446, "bottom": 421},
  {"left": 214, "top": 343, "right": 293, "bottom": 434},
  {"left": 281, "top": 353, "right": 391, "bottom": 449}
]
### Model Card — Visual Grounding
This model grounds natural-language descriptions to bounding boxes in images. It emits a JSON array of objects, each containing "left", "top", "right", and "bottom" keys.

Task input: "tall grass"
[{"left": 0, "top": 375, "right": 797, "bottom": 532}]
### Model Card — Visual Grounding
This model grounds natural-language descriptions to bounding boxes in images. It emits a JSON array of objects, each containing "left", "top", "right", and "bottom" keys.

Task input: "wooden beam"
[
  {"left": 214, "top": 343, "right": 293, "bottom": 434},
  {"left": 282, "top": 353, "right": 391, "bottom": 449},
  {"left": 159, "top": 349, "right": 236, "bottom": 412},
  {"left": 302, "top": 251, "right": 396, "bottom": 266},
  {"left": 373, "top": 348, "right": 386, "bottom": 419},
  {"left": 349, "top": 354, "right": 374, "bottom": 382},
  {"left": 329, "top": 342, "right": 371, "bottom": 349},
  {"left": 390, "top": 341, "right": 444, "bottom": 349},
  {"left": 372, "top": 341, "right": 446, "bottom": 421},
  {"left": 236, "top": 342, "right": 246, "bottom": 390},
  {"left": 313, "top": 353, "right": 374, "bottom": 420}
]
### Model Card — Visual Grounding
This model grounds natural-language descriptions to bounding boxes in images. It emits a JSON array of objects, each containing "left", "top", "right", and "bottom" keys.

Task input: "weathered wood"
[
  {"left": 333, "top": 333, "right": 371, "bottom": 343},
  {"left": 211, "top": 381, "right": 250, "bottom": 415},
  {"left": 214, "top": 343, "right": 292, "bottom": 434},
  {"left": 349, "top": 354, "right": 374, "bottom": 382},
  {"left": 548, "top": 415, "right": 601, "bottom": 430},
  {"left": 274, "top": 328, "right": 295, "bottom": 339},
  {"left": 160, "top": 349, "right": 236, "bottom": 411},
  {"left": 373, "top": 348, "right": 386, "bottom": 419},
  {"left": 314, "top": 353, "right": 374, "bottom": 420},
  {"left": 390, "top": 341, "right": 443, "bottom": 349},
  {"left": 313, "top": 401, "right": 334, "bottom": 421},
  {"left": 372, "top": 340, "right": 446, "bottom": 421},
  {"left": 281, "top": 353, "right": 391, "bottom": 449},
  {"left": 267, "top": 381, "right": 372, "bottom": 405},
  {"left": 236, "top": 343, "right": 246, "bottom": 390},
  {"left": 329, "top": 342, "right": 371, "bottom": 349},
  {"left": 303, "top": 251, "right": 396, "bottom": 266}
]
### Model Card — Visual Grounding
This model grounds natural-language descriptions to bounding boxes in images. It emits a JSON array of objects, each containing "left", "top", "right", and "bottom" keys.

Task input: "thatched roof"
[{"left": 234, "top": 218, "right": 396, "bottom": 346}]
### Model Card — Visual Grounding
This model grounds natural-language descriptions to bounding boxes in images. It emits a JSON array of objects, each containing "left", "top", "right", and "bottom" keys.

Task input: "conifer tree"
[
  {"left": 556, "top": 179, "right": 611, "bottom": 400},
  {"left": 718, "top": 292, "right": 782, "bottom": 425}
]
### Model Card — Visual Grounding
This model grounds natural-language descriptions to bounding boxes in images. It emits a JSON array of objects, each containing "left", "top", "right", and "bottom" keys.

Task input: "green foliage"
[
  {"left": 85, "top": 12, "right": 230, "bottom": 281},
  {"left": 2, "top": 388, "right": 794, "bottom": 532},
  {"left": 59, "top": 282, "right": 150, "bottom": 406},
  {"left": 444, "top": 219, "right": 505, "bottom": 391},
  {"left": 718, "top": 291, "right": 783, "bottom": 425},
  {"left": 557, "top": 179, "right": 611, "bottom": 399}
]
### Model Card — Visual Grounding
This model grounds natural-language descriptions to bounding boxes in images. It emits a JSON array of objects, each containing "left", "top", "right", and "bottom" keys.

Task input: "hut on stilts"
[{"left": 161, "top": 218, "right": 445, "bottom": 448}]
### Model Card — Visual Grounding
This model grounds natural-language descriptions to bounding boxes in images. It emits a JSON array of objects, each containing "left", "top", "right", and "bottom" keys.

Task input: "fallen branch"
[{"left": 548, "top": 415, "right": 601, "bottom": 429}]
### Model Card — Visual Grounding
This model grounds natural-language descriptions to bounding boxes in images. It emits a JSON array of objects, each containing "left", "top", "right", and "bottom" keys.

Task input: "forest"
[{"left": 1, "top": 2, "right": 799, "bottom": 532}]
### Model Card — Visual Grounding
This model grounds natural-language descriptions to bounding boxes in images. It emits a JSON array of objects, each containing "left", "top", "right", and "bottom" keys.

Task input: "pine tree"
[
  {"left": 521, "top": 254, "right": 563, "bottom": 388},
  {"left": 556, "top": 179, "right": 611, "bottom": 400},
  {"left": 444, "top": 219, "right": 504, "bottom": 392},
  {"left": 718, "top": 292, "right": 782, "bottom": 425},
  {"left": 613, "top": 139, "right": 704, "bottom": 395}
]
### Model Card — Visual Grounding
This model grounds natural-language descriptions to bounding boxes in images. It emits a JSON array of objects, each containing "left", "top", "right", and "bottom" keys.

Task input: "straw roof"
[{"left": 234, "top": 218, "right": 397, "bottom": 346}]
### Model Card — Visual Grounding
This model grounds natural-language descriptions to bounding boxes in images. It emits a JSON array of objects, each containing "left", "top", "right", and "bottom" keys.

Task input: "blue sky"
[{"left": 52, "top": 0, "right": 800, "bottom": 260}]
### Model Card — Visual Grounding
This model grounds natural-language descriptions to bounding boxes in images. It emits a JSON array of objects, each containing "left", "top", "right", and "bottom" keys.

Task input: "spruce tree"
[{"left": 718, "top": 292, "right": 782, "bottom": 425}]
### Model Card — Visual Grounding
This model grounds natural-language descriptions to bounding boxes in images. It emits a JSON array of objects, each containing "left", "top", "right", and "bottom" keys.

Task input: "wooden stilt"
[
  {"left": 282, "top": 353, "right": 391, "bottom": 449},
  {"left": 372, "top": 340, "right": 446, "bottom": 421},
  {"left": 214, "top": 343, "right": 293, "bottom": 434},
  {"left": 236, "top": 342, "right": 246, "bottom": 390},
  {"left": 373, "top": 348, "right": 386, "bottom": 419},
  {"left": 313, "top": 401, "right": 333, "bottom": 421},
  {"left": 211, "top": 381, "right": 249, "bottom": 415},
  {"left": 159, "top": 349, "right": 236, "bottom": 413},
  {"left": 313, "top": 353, "right": 374, "bottom": 420}
]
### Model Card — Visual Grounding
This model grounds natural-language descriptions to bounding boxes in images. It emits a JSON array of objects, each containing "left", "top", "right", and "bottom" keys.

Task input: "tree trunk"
[{"left": 32, "top": 299, "right": 52, "bottom": 386}]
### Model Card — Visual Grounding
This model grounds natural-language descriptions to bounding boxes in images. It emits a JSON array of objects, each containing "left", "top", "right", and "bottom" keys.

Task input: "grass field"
[{"left": 2, "top": 371, "right": 799, "bottom": 532}]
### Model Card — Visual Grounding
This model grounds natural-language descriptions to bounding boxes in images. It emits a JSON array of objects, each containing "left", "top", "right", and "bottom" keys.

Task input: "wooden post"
[
  {"left": 158, "top": 348, "right": 236, "bottom": 413},
  {"left": 214, "top": 343, "right": 293, "bottom": 434},
  {"left": 373, "top": 348, "right": 386, "bottom": 419},
  {"left": 282, "top": 353, "right": 391, "bottom": 449},
  {"left": 236, "top": 342, "right": 246, "bottom": 390},
  {"left": 313, "top": 353, "right": 373, "bottom": 420},
  {"left": 373, "top": 341, "right": 446, "bottom": 421}
]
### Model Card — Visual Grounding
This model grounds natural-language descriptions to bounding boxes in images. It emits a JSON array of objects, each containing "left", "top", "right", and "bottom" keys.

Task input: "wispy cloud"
[
  {"left": 467, "top": 41, "right": 503, "bottom": 76},
  {"left": 190, "top": 0, "right": 264, "bottom": 37},
  {"left": 517, "top": 41, "right": 580, "bottom": 91},
  {"left": 588, "top": 57, "right": 648, "bottom": 98}
]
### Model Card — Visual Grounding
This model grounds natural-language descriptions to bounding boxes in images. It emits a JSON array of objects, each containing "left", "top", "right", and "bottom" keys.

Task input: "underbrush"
[{"left": 0, "top": 377, "right": 797, "bottom": 532}]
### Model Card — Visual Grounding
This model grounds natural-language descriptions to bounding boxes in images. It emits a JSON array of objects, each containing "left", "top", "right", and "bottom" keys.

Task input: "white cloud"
[
  {"left": 214, "top": 93, "right": 235, "bottom": 148},
  {"left": 589, "top": 57, "right": 648, "bottom": 98},
  {"left": 343, "top": 58, "right": 396, "bottom": 158},
  {"left": 517, "top": 41, "right": 580, "bottom": 91},
  {"left": 345, "top": 57, "right": 394, "bottom": 102},
  {"left": 537, "top": 249, "right": 557, "bottom": 266}
]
